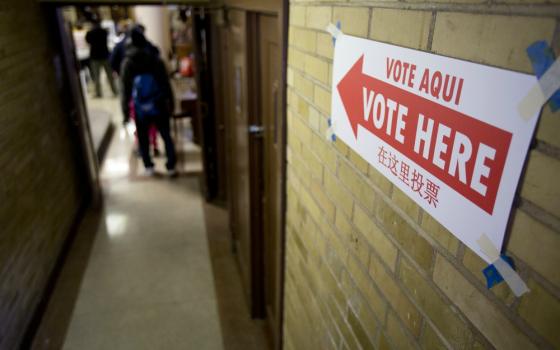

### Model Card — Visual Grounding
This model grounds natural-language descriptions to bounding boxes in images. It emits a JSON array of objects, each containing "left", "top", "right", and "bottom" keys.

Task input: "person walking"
[
  {"left": 120, "top": 26, "right": 177, "bottom": 177},
  {"left": 86, "top": 18, "right": 118, "bottom": 98}
]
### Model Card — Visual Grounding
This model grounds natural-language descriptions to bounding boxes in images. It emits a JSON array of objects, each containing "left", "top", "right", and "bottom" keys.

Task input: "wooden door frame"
[{"left": 240, "top": 3, "right": 289, "bottom": 350}]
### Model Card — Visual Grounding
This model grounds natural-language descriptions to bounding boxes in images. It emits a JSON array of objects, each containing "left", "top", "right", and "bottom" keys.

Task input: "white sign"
[{"left": 331, "top": 34, "right": 540, "bottom": 263}]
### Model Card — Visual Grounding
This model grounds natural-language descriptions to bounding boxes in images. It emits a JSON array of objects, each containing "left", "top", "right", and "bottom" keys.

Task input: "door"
[
  {"left": 259, "top": 14, "right": 283, "bottom": 346},
  {"left": 226, "top": 10, "right": 258, "bottom": 313},
  {"left": 224, "top": 8, "right": 286, "bottom": 344}
]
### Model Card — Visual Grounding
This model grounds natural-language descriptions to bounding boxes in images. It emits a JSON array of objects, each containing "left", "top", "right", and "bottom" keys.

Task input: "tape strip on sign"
[
  {"left": 518, "top": 57, "right": 560, "bottom": 120},
  {"left": 477, "top": 234, "right": 530, "bottom": 296},
  {"left": 326, "top": 23, "right": 342, "bottom": 41}
]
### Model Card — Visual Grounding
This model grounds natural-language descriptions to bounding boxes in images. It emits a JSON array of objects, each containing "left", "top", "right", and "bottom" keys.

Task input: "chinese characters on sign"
[{"left": 377, "top": 146, "right": 440, "bottom": 208}]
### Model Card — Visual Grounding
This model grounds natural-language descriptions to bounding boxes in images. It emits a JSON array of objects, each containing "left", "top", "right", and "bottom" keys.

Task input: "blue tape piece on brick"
[
  {"left": 332, "top": 21, "right": 341, "bottom": 45},
  {"left": 527, "top": 41, "right": 560, "bottom": 112},
  {"left": 483, "top": 255, "right": 515, "bottom": 289}
]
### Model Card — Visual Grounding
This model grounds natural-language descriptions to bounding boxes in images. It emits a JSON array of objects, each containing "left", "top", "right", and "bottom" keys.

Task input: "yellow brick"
[
  {"left": 346, "top": 307, "right": 376, "bottom": 350},
  {"left": 291, "top": 152, "right": 311, "bottom": 188},
  {"left": 288, "top": 47, "right": 305, "bottom": 71},
  {"left": 291, "top": 113, "right": 312, "bottom": 144},
  {"left": 347, "top": 255, "right": 388, "bottom": 323},
  {"left": 287, "top": 67, "right": 294, "bottom": 87},
  {"left": 376, "top": 201, "right": 434, "bottom": 271},
  {"left": 302, "top": 146, "right": 323, "bottom": 182},
  {"left": 311, "top": 133, "right": 337, "bottom": 173},
  {"left": 304, "top": 54, "right": 329, "bottom": 84},
  {"left": 297, "top": 95, "right": 310, "bottom": 118},
  {"left": 433, "top": 254, "right": 538, "bottom": 350},
  {"left": 334, "top": 138, "right": 350, "bottom": 157},
  {"left": 290, "top": 5, "right": 306, "bottom": 27},
  {"left": 338, "top": 161, "right": 375, "bottom": 213},
  {"left": 310, "top": 178, "right": 335, "bottom": 223},
  {"left": 305, "top": 6, "right": 332, "bottom": 31},
  {"left": 353, "top": 205, "right": 398, "bottom": 271},
  {"left": 348, "top": 149, "right": 368, "bottom": 175},
  {"left": 368, "top": 253, "right": 423, "bottom": 336},
  {"left": 308, "top": 106, "right": 320, "bottom": 132},
  {"left": 370, "top": 9, "right": 431, "bottom": 50},
  {"left": 421, "top": 323, "right": 447, "bottom": 350},
  {"left": 391, "top": 187, "right": 420, "bottom": 222},
  {"left": 314, "top": 84, "right": 331, "bottom": 115},
  {"left": 335, "top": 208, "right": 352, "bottom": 236},
  {"left": 421, "top": 211, "right": 460, "bottom": 256},
  {"left": 293, "top": 27, "right": 317, "bottom": 52},
  {"left": 400, "top": 258, "right": 473, "bottom": 349},
  {"left": 293, "top": 71, "right": 314, "bottom": 98},
  {"left": 518, "top": 280, "right": 560, "bottom": 348},
  {"left": 385, "top": 311, "right": 418, "bottom": 349},
  {"left": 325, "top": 169, "right": 354, "bottom": 218},
  {"left": 316, "top": 32, "right": 334, "bottom": 60},
  {"left": 367, "top": 165, "right": 392, "bottom": 196},
  {"left": 536, "top": 104, "right": 560, "bottom": 148},
  {"left": 320, "top": 219, "right": 347, "bottom": 263},
  {"left": 520, "top": 151, "right": 560, "bottom": 217},
  {"left": 333, "top": 7, "right": 369, "bottom": 38},
  {"left": 300, "top": 187, "right": 324, "bottom": 226},
  {"left": 508, "top": 210, "right": 560, "bottom": 288},
  {"left": 432, "top": 13, "right": 555, "bottom": 72}
]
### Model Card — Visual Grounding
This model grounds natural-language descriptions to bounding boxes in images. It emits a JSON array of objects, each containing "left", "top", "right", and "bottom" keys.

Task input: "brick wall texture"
[
  {"left": 283, "top": 2, "right": 560, "bottom": 350},
  {"left": 0, "top": 1, "right": 84, "bottom": 348}
]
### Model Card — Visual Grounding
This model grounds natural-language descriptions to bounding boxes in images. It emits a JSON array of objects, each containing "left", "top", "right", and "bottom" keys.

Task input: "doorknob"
[{"left": 249, "top": 124, "right": 265, "bottom": 137}]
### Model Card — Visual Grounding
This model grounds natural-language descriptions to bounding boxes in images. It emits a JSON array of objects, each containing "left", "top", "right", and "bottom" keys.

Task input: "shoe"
[
  {"left": 143, "top": 167, "right": 155, "bottom": 177},
  {"left": 167, "top": 169, "right": 178, "bottom": 178}
]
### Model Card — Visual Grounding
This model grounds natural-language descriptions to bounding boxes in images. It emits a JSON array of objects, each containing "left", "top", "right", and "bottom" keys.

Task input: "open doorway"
[{"left": 58, "top": 5, "right": 205, "bottom": 180}]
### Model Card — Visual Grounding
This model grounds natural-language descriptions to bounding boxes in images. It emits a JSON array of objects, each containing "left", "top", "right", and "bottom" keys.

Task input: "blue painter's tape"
[
  {"left": 331, "top": 133, "right": 336, "bottom": 142},
  {"left": 332, "top": 21, "right": 341, "bottom": 46},
  {"left": 483, "top": 255, "right": 515, "bottom": 289},
  {"left": 527, "top": 41, "right": 560, "bottom": 112},
  {"left": 328, "top": 118, "right": 332, "bottom": 127}
]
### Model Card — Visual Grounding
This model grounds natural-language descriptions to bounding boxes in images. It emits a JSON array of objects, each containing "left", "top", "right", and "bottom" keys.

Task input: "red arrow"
[{"left": 337, "top": 55, "right": 367, "bottom": 138}]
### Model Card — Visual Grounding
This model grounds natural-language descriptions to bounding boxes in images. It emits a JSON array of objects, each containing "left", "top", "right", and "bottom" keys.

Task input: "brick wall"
[
  {"left": 283, "top": 2, "right": 560, "bottom": 349},
  {"left": 0, "top": 1, "right": 84, "bottom": 348}
]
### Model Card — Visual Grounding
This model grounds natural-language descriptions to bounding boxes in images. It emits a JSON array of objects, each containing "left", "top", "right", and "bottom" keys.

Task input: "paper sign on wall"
[{"left": 330, "top": 34, "right": 541, "bottom": 263}]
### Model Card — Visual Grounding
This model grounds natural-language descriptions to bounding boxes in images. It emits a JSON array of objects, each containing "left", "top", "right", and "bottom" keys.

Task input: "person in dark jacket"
[
  {"left": 86, "top": 19, "right": 117, "bottom": 97},
  {"left": 110, "top": 24, "right": 159, "bottom": 75},
  {"left": 120, "top": 27, "right": 176, "bottom": 176}
]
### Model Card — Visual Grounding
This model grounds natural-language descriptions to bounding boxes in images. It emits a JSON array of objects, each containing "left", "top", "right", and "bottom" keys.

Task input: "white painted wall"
[{"left": 133, "top": 6, "right": 171, "bottom": 66}]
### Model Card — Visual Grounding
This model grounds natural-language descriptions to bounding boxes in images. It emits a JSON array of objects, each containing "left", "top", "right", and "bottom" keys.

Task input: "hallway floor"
[{"left": 31, "top": 93, "right": 269, "bottom": 350}]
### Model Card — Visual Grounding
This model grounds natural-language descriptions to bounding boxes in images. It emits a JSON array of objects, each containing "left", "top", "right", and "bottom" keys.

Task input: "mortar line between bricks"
[
  {"left": 289, "top": 1, "right": 560, "bottom": 17},
  {"left": 426, "top": 11, "right": 437, "bottom": 51},
  {"left": 518, "top": 197, "right": 560, "bottom": 234}
]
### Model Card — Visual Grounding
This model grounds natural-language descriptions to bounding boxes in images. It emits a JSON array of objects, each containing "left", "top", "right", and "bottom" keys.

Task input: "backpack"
[{"left": 132, "top": 73, "right": 162, "bottom": 118}]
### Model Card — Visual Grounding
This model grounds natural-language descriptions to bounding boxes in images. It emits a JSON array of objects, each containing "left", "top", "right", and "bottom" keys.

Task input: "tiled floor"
[{"left": 31, "top": 89, "right": 269, "bottom": 349}]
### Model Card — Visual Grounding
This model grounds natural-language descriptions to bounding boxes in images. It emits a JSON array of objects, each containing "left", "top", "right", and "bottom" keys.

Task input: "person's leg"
[
  {"left": 155, "top": 116, "right": 176, "bottom": 170},
  {"left": 102, "top": 59, "right": 118, "bottom": 95},
  {"left": 90, "top": 60, "right": 102, "bottom": 97},
  {"left": 136, "top": 116, "right": 154, "bottom": 169},
  {"left": 149, "top": 124, "right": 159, "bottom": 155}
]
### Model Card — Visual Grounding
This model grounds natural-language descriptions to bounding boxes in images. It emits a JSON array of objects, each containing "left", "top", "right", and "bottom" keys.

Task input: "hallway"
[{"left": 30, "top": 97, "right": 267, "bottom": 350}]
